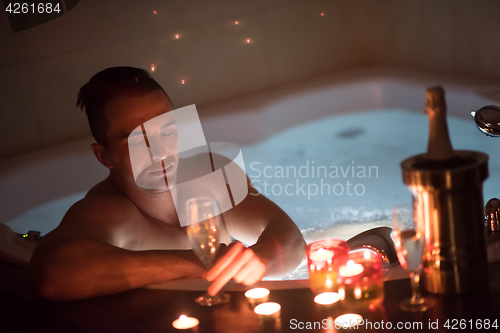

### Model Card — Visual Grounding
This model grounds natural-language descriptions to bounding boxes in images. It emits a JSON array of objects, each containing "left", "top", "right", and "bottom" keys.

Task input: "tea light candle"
[
  {"left": 172, "top": 315, "right": 199, "bottom": 330},
  {"left": 334, "top": 313, "right": 363, "bottom": 328},
  {"left": 306, "top": 239, "right": 349, "bottom": 295},
  {"left": 339, "top": 260, "right": 364, "bottom": 277},
  {"left": 245, "top": 288, "right": 270, "bottom": 306},
  {"left": 338, "top": 250, "right": 384, "bottom": 308},
  {"left": 314, "top": 292, "right": 340, "bottom": 305},
  {"left": 254, "top": 302, "right": 281, "bottom": 318},
  {"left": 309, "top": 248, "right": 334, "bottom": 261}
]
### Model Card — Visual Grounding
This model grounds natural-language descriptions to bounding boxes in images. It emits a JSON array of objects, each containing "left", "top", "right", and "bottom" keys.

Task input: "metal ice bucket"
[{"left": 401, "top": 150, "right": 489, "bottom": 294}]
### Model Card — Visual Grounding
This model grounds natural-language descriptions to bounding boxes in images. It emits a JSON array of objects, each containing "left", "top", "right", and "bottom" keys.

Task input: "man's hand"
[{"left": 204, "top": 242, "right": 266, "bottom": 296}]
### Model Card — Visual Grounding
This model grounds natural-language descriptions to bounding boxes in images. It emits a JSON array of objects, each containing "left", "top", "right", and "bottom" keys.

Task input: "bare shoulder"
[
  {"left": 54, "top": 192, "right": 141, "bottom": 248},
  {"left": 65, "top": 193, "right": 138, "bottom": 223}
]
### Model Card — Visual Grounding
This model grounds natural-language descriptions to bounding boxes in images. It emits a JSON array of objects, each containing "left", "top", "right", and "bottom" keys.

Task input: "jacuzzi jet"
[{"left": 471, "top": 105, "right": 500, "bottom": 137}]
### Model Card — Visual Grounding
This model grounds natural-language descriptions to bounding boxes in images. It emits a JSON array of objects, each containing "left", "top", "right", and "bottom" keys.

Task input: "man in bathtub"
[{"left": 28, "top": 67, "right": 306, "bottom": 301}]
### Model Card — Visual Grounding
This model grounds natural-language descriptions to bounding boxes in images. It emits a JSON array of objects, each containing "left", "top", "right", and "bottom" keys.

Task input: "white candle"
[
  {"left": 339, "top": 260, "right": 364, "bottom": 277},
  {"left": 245, "top": 288, "right": 270, "bottom": 305},
  {"left": 254, "top": 302, "right": 281, "bottom": 317},
  {"left": 334, "top": 313, "right": 363, "bottom": 328},
  {"left": 172, "top": 315, "right": 199, "bottom": 330},
  {"left": 309, "top": 248, "right": 334, "bottom": 261},
  {"left": 314, "top": 292, "right": 340, "bottom": 305}
]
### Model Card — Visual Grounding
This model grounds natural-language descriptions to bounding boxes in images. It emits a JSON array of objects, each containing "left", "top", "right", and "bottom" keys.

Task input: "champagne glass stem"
[{"left": 409, "top": 271, "right": 422, "bottom": 303}]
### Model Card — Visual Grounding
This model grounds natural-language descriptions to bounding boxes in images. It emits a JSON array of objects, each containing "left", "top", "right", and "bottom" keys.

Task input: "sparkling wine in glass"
[
  {"left": 392, "top": 203, "right": 435, "bottom": 312},
  {"left": 186, "top": 197, "right": 230, "bottom": 306}
]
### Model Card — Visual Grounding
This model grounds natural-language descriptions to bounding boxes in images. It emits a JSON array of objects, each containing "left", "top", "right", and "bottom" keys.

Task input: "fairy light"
[
  {"left": 246, "top": 38, "right": 250, "bottom": 43},
  {"left": 154, "top": 10, "right": 156, "bottom": 14},
  {"left": 175, "top": 34, "right": 179, "bottom": 39},
  {"left": 181, "top": 79, "right": 185, "bottom": 84},
  {"left": 321, "top": 12, "right": 324, "bottom": 16},
  {"left": 235, "top": 21, "right": 239, "bottom": 25},
  {"left": 151, "top": 64, "right": 155, "bottom": 72}
]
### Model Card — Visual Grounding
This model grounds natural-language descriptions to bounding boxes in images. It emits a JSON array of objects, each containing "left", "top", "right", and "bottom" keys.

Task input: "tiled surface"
[
  {"left": 0, "top": 10, "right": 29, "bottom": 66},
  {"left": 160, "top": 9, "right": 273, "bottom": 110},
  {"left": 0, "top": 64, "right": 41, "bottom": 156},
  {"left": 263, "top": 0, "right": 376, "bottom": 87},
  {"left": 3, "top": 1, "right": 500, "bottom": 157},
  {"left": 29, "top": 34, "right": 163, "bottom": 146},
  {"left": 377, "top": 0, "right": 500, "bottom": 78}
]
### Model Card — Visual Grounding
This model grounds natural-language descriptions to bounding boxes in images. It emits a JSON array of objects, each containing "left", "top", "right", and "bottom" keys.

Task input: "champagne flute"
[
  {"left": 186, "top": 197, "right": 230, "bottom": 306},
  {"left": 392, "top": 203, "right": 435, "bottom": 312}
]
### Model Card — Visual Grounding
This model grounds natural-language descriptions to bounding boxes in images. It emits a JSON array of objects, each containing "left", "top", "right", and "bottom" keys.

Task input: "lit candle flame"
[
  {"left": 245, "top": 288, "right": 270, "bottom": 299},
  {"left": 309, "top": 248, "right": 334, "bottom": 261},
  {"left": 334, "top": 314, "right": 363, "bottom": 328},
  {"left": 172, "top": 314, "right": 199, "bottom": 330},
  {"left": 364, "top": 250, "right": 371, "bottom": 260},
  {"left": 339, "top": 260, "right": 364, "bottom": 277},
  {"left": 254, "top": 302, "right": 281, "bottom": 316},
  {"left": 314, "top": 292, "right": 339, "bottom": 305}
]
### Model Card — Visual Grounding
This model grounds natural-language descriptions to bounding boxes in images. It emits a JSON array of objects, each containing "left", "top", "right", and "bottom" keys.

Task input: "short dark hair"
[{"left": 76, "top": 67, "right": 172, "bottom": 145}]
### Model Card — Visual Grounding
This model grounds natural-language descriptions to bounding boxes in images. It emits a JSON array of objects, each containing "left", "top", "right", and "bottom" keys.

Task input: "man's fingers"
[
  {"left": 207, "top": 249, "right": 254, "bottom": 296},
  {"left": 233, "top": 264, "right": 252, "bottom": 284},
  {"left": 205, "top": 242, "right": 245, "bottom": 281},
  {"left": 241, "top": 262, "right": 266, "bottom": 285},
  {"left": 233, "top": 256, "right": 261, "bottom": 283}
]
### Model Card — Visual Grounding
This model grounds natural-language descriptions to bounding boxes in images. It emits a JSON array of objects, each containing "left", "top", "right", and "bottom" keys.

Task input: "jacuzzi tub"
[{"left": 2, "top": 69, "right": 500, "bottom": 273}]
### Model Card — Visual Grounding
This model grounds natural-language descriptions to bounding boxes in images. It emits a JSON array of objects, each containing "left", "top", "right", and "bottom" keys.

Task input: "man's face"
[{"left": 103, "top": 90, "right": 179, "bottom": 193}]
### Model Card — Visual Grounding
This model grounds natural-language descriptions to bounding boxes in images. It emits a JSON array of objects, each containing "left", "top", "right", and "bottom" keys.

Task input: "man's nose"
[{"left": 148, "top": 136, "right": 168, "bottom": 161}]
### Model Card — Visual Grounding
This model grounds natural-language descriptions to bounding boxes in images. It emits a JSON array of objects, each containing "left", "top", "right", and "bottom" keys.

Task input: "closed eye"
[
  {"left": 160, "top": 125, "right": 176, "bottom": 137},
  {"left": 128, "top": 136, "right": 145, "bottom": 146}
]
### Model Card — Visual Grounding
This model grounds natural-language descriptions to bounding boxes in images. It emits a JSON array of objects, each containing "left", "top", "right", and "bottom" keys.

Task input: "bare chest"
[{"left": 125, "top": 213, "right": 232, "bottom": 251}]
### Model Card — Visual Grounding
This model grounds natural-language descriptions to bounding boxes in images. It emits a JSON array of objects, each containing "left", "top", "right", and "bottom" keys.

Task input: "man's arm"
[
  {"left": 28, "top": 195, "right": 204, "bottom": 301},
  {"left": 205, "top": 181, "right": 306, "bottom": 295}
]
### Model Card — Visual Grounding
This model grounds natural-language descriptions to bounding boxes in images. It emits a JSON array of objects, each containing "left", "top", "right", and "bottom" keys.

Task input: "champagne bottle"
[{"left": 425, "top": 86, "right": 454, "bottom": 161}]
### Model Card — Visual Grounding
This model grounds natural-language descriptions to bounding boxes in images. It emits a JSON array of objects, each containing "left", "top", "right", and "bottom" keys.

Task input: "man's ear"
[{"left": 91, "top": 143, "right": 113, "bottom": 169}]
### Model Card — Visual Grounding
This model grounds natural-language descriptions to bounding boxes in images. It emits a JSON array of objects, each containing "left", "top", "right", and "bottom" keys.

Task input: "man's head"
[
  {"left": 77, "top": 67, "right": 178, "bottom": 193},
  {"left": 77, "top": 67, "right": 172, "bottom": 146}
]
